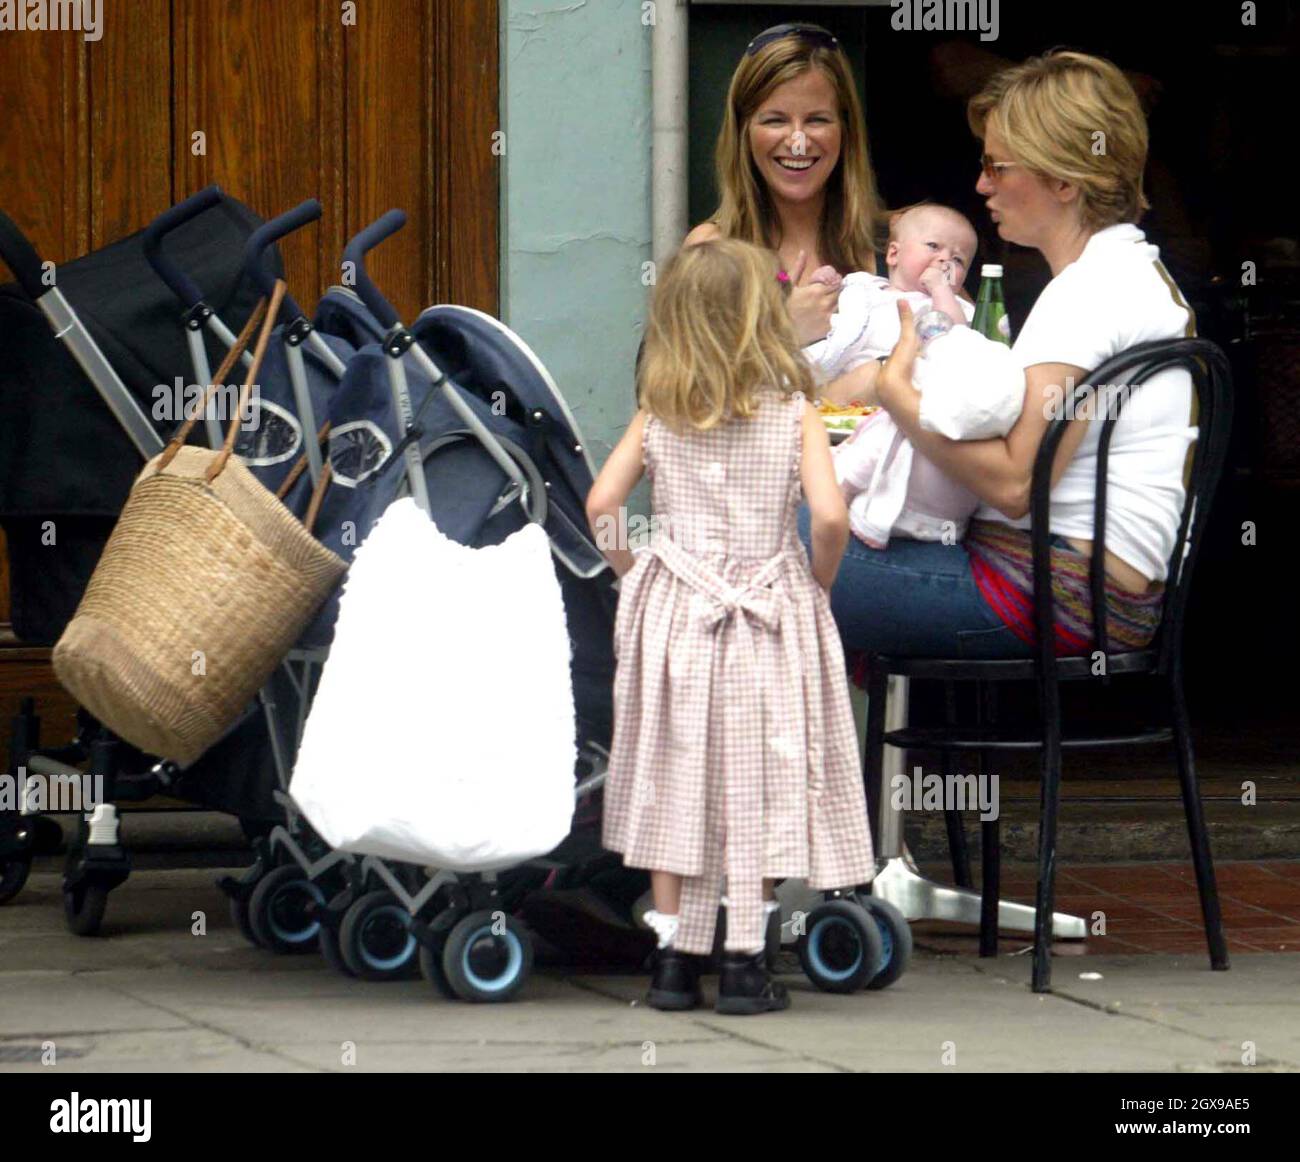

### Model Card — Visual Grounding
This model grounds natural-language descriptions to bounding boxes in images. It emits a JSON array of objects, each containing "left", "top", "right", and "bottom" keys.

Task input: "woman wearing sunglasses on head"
[
  {"left": 799, "top": 50, "right": 1198, "bottom": 661},
  {"left": 682, "top": 24, "right": 890, "bottom": 398}
]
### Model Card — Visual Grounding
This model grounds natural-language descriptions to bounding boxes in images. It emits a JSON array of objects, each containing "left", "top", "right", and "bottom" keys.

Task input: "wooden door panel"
[
  {"left": 345, "top": 0, "right": 436, "bottom": 324},
  {"left": 174, "top": 0, "right": 343, "bottom": 304},
  {"left": 437, "top": 0, "right": 498, "bottom": 314},
  {"left": 0, "top": 26, "right": 88, "bottom": 266},
  {"left": 89, "top": 0, "right": 174, "bottom": 246}
]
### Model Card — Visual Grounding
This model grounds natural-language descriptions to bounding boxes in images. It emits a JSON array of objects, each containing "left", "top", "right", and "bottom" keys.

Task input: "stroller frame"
[
  {"left": 0, "top": 191, "right": 355, "bottom": 931},
  {"left": 269, "top": 211, "right": 613, "bottom": 1000}
]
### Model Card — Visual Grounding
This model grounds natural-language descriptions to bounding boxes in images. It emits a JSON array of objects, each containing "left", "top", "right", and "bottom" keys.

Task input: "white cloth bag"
[
  {"left": 915, "top": 326, "right": 1024, "bottom": 441},
  {"left": 290, "top": 497, "right": 576, "bottom": 871}
]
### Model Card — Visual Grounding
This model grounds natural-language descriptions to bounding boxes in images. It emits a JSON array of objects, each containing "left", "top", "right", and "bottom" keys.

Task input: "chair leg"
[
  {"left": 978, "top": 683, "right": 999, "bottom": 957},
  {"left": 1170, "top": 672, "right": 1230, "bottom": 971},
  {"left": 980, "top": 816, "right": 1000, "bottom": 957},
  {"left": 942, "top": 682, "right": 972, "bottom": 889},
  {"left": 864, "top": 662, "right": 888, "bottom": 855},
  {"left": 1032, "top": 688, "right": 1063, "bottom": 993},
  {"left": 944, "top": 803, "right": 971, "bottom": 888}
]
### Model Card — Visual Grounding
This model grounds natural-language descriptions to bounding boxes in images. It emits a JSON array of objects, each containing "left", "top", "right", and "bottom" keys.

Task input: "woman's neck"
[
  {"left": 1040, "top": 218, "right": 1093, "bottom": 277},
  {"left": 772, "top": 193, "right": 826, "bottom": 265}
]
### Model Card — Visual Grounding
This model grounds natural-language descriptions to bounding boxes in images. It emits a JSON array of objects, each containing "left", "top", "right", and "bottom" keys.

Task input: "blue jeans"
[{"left": 796, "top": 506, "right": 1032, "bottom": 659}]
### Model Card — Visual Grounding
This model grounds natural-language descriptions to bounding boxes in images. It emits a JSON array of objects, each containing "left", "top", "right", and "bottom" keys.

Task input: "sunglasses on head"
[{"left": 744, "top": 22, "right": 840, "bottom": 57}]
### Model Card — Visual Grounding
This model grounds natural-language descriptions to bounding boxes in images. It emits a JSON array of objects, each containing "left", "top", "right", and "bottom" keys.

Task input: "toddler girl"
[{"left": 585, "top": 238, "right": 875, "bottom": 1016}]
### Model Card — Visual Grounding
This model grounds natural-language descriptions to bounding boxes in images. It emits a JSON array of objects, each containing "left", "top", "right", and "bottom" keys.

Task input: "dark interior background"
[{"left": 690, "top": 1, "right": 1299, "bottom": 730}]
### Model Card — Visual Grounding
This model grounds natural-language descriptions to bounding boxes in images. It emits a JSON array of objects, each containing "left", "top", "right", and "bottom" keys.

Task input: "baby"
[
  {"left": 804, "top": 203, "right": 979, "bottom": 382},
  {"left": 804, "top": 204, "right": 1024, "bottom": 549}
]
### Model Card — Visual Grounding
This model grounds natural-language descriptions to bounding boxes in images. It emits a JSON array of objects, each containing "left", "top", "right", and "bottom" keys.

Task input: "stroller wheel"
[
  {"left": 0, "top": 855, "right": 33, "bottom": 906},
  {"left": 796, "top": 900, "right": 884, "bottom": 994},
  {"left": 318, "top": 917, "right": 354, "bottom": 977},
  {"left": 340, "top": 891, "right": 419, "bottom": 981},
  {"left": 229, "top": 894, "right": 263, "bottom": 949},
  {"left": 64, "top": 883, "right": 109, "bottom": 936},
  {"left": 248, "top": 865, "right": 325, "bottom": 953},
  {"left": 860, "top": 896, "right": 912, "bottom": 990},
  {"left": 442, "top": 910, "right": 534, "bottom": 1003},
  {"left": 417, "top": 935, "right": 457, "bottom": 1000}
]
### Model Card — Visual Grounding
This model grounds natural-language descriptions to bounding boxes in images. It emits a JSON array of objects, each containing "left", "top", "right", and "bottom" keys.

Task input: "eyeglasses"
[
  {"left": 745, "top": 22, "right": 840, "bottom": 57},
  {"left": 981, "top": 154, "right": 1022, "bottom": 181}
]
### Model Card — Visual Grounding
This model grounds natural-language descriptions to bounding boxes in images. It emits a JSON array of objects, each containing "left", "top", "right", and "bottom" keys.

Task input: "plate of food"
[{"left": 817, "top": 401, "right": 879, "bottom": 443}]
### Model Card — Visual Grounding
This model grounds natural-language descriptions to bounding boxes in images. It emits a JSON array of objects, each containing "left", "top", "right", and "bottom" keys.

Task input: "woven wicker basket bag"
[{"left": 53, "top": 284, "right": 346, "bottom": 766}]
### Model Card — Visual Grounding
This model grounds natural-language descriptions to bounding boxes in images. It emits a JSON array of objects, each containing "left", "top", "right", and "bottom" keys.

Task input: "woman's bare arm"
[
  {"left": 876, "top": 301, "right": 1091, "bottom": 520},
  {"left": 818, "top": 359, "right": 882, "bottom": 408}
]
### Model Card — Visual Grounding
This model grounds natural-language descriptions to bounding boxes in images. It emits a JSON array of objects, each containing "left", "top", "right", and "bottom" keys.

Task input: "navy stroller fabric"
[
  {"left": 0, "top": 198, "right": 275, "bottom": 645},
  {"left": 313, "top": 286, "right": 390, "bottom": 350},
  {"left": 233, "top": 329, "right": 353, "bottom": 497}
]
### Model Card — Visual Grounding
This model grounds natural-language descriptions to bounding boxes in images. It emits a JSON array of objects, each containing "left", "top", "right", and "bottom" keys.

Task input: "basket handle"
[
  {"left": 158, "top": 296, "right": 268, "bottom": 470},
  {"left": 302, "top": 461, "right": 333, "bottom": 536},
  {"left": 279, "top": 423, "right": 335, "bottom": 536},
  {"left": 275, "top": 421, "right": 332, "bottom": 502},
  {"left": 204, "top": 280, "right": 288, "bottom": 484}
]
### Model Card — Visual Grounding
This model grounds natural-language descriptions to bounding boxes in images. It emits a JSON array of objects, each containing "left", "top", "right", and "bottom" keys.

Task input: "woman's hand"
[
  {"left": 786, "top": 250, "right": 841, "bottom": 346},
  {"left": 819, "top": 359, "right": 881, "bottom": 408},
  {"left": 877, "top": 300, "right": 921, "bottom": 413}
]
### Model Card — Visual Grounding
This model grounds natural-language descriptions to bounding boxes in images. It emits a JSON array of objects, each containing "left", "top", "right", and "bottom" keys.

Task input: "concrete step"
[
  {"left": 23, "top": 794, "right": 1300, "bottom": 873},
  {"left": 905, "top": 797, "right": 1300, "bottom": 864}
]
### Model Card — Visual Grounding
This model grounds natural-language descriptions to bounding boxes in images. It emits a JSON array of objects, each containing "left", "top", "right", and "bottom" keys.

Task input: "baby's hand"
[
  {"left": 918, "top": 263, "right": 951, "bottom": 296},
  {"left": 808, "top": 264, "right": 843, "bottom": 291}
]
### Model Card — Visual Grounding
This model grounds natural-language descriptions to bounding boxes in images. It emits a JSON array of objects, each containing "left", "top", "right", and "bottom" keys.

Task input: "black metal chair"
[{"left": 862, "top": 337, "right": 1234, "bottom": 992}]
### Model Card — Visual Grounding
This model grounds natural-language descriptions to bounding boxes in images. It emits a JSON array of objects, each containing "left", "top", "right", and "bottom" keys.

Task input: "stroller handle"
[
  {"left": 244, "top": 199, "right": 321, "bottom": 320},
  {"left": 343, "top": 209, "right": 406, "bottom": 331},
  {"left": 142, "top": 185, "right": 225, "bottom": 310},
  {"left": 0, "top": 209, "right": 50, "bottom": 300}
]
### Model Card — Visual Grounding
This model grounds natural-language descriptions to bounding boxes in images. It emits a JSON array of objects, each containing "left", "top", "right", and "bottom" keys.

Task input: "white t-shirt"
[{"left": 975, "top": 223, "right": 1198, "bottom": 582}]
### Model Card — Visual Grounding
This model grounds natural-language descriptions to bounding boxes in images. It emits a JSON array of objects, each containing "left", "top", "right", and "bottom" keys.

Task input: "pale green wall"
[{"left": 500, "top": 0, "right": 652, "bottom": 479}]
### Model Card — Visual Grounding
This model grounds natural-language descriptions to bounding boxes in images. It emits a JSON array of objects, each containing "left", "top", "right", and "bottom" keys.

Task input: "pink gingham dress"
[{"left": 602, "top": 388, "right": 875, "bottom": 955}]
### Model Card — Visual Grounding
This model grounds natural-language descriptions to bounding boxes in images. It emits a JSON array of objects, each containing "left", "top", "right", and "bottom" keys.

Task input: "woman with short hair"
[{"left": 807, "top": 50, "right": 1198, "bottom": 659}]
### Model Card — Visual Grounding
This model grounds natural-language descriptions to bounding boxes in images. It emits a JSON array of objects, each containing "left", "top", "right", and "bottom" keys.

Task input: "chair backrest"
[{"left": 1028, "top": 337, "right": 1234, "bottom": 677}]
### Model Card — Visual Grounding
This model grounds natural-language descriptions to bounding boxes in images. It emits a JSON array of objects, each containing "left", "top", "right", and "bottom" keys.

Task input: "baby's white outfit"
[
  {"left": 804, "top": 272, "right": 975, "bottom": 385},
  {"left": 802, "top": 273, "right": 1024, "bottom": 548}
]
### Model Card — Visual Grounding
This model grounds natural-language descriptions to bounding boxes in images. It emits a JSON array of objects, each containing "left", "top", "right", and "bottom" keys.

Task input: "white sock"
[{"left": 644, "top": 909, "right": 680, "bottom": 950}]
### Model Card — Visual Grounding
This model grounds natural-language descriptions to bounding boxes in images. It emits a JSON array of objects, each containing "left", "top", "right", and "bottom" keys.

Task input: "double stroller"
[
  {"left": 1, "top": 189, "right": 908, "bottom": 1001},
  {"left": 0, "top": 189, "right": 626, "bottom": 1000}
]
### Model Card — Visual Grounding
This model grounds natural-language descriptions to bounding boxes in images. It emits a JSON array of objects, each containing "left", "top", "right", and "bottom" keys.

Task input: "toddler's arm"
[
  {"left": 586, "top": 411, "right": 648, "bottom": 577},
  {"left": 800, "top": 402, "right": 850, "bottom": 591}
]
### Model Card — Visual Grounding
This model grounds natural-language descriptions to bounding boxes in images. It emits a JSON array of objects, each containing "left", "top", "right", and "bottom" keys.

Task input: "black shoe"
[
  {"left": 710, "top": 904, "right": 784, "bottom": 972},
  {"left": 715, "top": 950, "right": 790, "bottom": 1015},
  {"left": 647, "top": 948, "right": 703, "bottom": 1011}
]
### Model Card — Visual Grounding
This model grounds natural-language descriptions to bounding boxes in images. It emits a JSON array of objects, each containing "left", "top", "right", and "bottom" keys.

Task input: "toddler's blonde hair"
[{"left": 638, "top": 238, "right": 813, "bottom": 433}]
